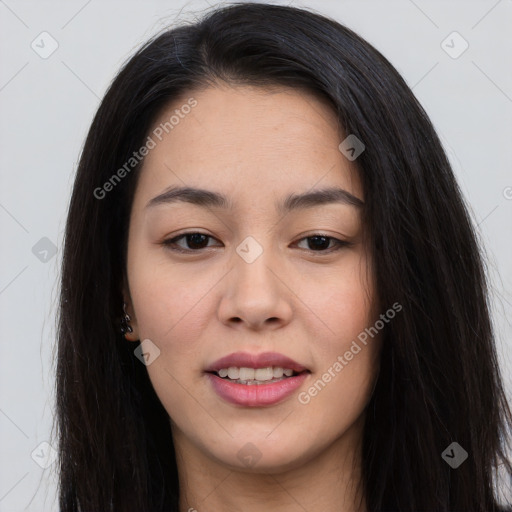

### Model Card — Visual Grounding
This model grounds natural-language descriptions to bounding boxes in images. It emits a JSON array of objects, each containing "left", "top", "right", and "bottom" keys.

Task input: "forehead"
[{"left": 132, "top": 84, "right": 363, "bottom": 212}]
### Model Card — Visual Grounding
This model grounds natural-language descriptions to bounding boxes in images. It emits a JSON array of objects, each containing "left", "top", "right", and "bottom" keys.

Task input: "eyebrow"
[{"left": 145, "top": 185, "right": 364, "bottom": 213}]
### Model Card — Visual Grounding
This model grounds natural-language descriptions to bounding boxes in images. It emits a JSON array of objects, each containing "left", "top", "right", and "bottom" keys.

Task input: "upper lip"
[{"left": 205, "top": 351, "right": 309, "bottom": 373}]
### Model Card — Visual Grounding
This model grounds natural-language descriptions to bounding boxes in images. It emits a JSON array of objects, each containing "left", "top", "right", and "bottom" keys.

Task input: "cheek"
[
  {"left": 297, "top": 343, "right": 380, "bottom": 451},
  {"left": 306, "top": 252, "right": 375, "bottom": 349},
  {"left": 298, "top": 272, "right": 381, "bottom": 440},
  {"left": 129, "top": 265, "right": 215, "bottom": 350},
  {"left": 126, "top": 247, "right": 231, "bottom": 398},
  {"left": 297, "top": 253, "right": 380, "bottom": 425},
  {"left": 128, "top": 267, "right": 217, "bottom": 424}
]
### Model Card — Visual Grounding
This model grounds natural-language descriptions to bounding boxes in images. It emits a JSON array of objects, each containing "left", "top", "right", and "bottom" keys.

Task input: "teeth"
[
  {"left": 255, "top": 367, "right": 273, "bottom": 381},
  {"left": 227, "top": 367, "right": 239, "bottom": 379},
  {"left": 239, "top": 367, "right": 255, "bottom": 380},
  {"left": 216, "top": 366, "right": 298, "bottom": 381}
]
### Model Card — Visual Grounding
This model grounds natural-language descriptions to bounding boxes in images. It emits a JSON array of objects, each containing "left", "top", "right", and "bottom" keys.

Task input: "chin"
[{"left": 206, "top": 435, "right": 317, "bottom": 474}]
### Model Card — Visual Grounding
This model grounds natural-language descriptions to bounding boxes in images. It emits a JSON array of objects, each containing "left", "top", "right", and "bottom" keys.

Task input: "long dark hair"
[{"left": 55, "top": 2, "right": 512, "bottom": 510}]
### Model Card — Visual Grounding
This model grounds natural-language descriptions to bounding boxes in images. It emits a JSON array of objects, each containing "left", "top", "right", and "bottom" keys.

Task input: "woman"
[{"left": 55, "top": 2, "right": 512, "bottom": 510}]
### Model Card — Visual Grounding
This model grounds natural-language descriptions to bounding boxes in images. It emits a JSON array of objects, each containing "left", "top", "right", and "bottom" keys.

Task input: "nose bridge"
[
  {"left": 218, "top": 232, "right": 293, "bottom": 329},
  {"left": 233, "top": 233, "right": 279, "bottom": 291}
]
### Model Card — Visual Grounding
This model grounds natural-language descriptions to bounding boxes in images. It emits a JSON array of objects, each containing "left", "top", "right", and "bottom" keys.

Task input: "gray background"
[{"left": 0, "top": 0, "right": 511, "bottom": 509}]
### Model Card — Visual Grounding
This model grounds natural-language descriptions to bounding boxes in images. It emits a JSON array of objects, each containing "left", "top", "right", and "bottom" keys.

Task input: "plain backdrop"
[{"left": 0, "top": 0, "right": 511, "bottom": 510}]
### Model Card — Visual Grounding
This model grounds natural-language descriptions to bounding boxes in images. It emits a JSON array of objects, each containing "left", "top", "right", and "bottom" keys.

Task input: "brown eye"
[
  {"left": 162, "top": 232, "right": 219, "bottom": 252},
  {"left": 295, "top": 235, "right": 352, "bottom": 253}
]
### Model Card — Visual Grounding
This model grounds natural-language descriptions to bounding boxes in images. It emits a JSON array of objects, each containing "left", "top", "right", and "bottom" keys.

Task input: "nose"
[{"left": 217, "top": 242, "right": 294, "bottom": 331}]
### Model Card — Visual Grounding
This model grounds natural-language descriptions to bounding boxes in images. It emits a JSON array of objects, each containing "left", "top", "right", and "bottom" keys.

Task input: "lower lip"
[{"left": 206, "top": 372, "right": 309, "bottom": 407}]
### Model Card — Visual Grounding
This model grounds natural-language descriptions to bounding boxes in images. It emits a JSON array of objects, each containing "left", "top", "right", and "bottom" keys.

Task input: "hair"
[{"left": 55, "top": 2, "right": 512, "bottom": 511}]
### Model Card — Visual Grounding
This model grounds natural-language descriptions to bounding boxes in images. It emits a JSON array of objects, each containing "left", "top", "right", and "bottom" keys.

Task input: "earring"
[{"left": 120, "top": 302, "right": 133, "bottom": 335}]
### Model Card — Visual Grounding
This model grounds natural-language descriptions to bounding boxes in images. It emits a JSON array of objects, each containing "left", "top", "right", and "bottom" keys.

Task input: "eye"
[
  {"left": 162, "top": 232, "right": 220, "bottom": 253},
  {"left": 294, "top": 234, "right": 352, "bottom": 253},
  {"left": 162, "top": 232, "right": 352, "bottom": 254}
]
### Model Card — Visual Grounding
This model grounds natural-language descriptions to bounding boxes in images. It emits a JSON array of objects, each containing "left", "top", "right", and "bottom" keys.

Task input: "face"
[{"left": 124, "top": 83, "right": 382, "bottom": 473}]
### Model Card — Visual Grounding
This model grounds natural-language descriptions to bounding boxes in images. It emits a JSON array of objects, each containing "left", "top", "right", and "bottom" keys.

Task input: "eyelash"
[{"left": 161, "top": 232, "right": 353, "bottom": 255}]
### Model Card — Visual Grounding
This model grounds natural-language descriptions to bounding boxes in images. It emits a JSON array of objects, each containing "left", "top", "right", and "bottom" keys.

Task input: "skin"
[{"left": 123, "top": 83, "right": 383, "bottom": 512}]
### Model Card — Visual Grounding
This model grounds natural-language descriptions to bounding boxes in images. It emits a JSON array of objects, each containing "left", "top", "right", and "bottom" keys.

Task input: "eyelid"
[{"left": 161, "top": 231, "right": 220, "bottom": 253}]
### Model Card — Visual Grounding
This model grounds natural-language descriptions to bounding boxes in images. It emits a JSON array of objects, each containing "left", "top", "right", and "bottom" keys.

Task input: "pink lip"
[
  {"left": 206, "top": 372, "right": 309, "bottom": 407},
  {"left": 204, "top": 351, "right": 308, "bottom": 373},
  {"left": 204, "top": 351, "right": 310, "bottom": 407}
]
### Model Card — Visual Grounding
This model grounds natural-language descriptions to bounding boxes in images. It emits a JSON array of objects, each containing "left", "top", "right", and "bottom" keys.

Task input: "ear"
[{"left": 122, "top": 284, "right": 139, "bottom": 342}]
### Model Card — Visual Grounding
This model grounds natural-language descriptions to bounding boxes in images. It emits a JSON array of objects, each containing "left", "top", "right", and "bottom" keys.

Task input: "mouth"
[
  {"left": 204, "top": 351, "right": 311, "bottom": 406},
  {"left": 206, "top": 366, "right": 310, "bottom": 386}
]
